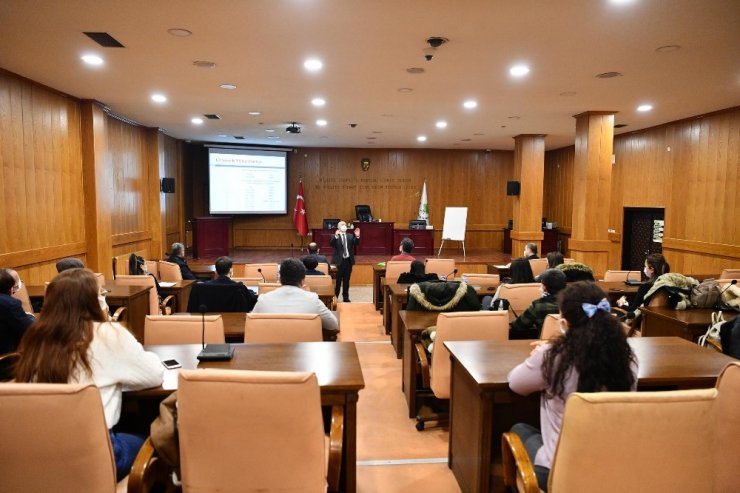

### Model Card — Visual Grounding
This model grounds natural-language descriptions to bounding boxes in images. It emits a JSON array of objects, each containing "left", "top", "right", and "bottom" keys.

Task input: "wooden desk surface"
[
  {"left": 26, "top": 283, "right": 151, "bottom": 299},
  {"left": 445, "top": 337, "right": 737, "bottom": 390},
  {"left": 640, "top": 306, "right": 737, "bottom": 341},
  {"left": 399, "top": 310, "right": 439, "bottom": 332}
]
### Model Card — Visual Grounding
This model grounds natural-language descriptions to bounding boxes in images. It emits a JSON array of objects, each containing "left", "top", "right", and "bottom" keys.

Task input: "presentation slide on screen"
[{"left": 208, "top": 149, "right": 287, "bottom": 214}]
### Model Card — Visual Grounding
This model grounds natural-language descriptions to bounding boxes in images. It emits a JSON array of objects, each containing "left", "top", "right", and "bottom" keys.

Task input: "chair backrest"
[
  {"left": 244, "top": 313, "right": 322, "bottom": 343},
  {"left": 461, "top": 273, "right": 500, "bottom": 291},
  {"left": 385, "top": 260, "right": 412, "bottom": 283},
  {"left": 315, "top": 263, "right": 329, "bottom": 275},
  {"left": 230, "top": 263, "right": 247, "bottom": 277},
  {"left": 719, "top": 268, "right": 740, "bottom": 280},
  {"left": 178, "top": 369, "right": 327, "bottom": 492},
  {"left": 355, "top": 204, "right": 372, "bottom": 222},
  {"left": 115, "top": 275, "right": 158, "bottom": 315},
  {"left": 714, "top": 362, "right": 740, "bottom": 492},
  {"left": 647, "top": 290, "right": 670, "bottom": 307},
  {"left": 528, "top": 258, "right": 549, "bottom": 278},
  {"left": 0, "top": 383, "right": 117, "bottom": 493},
  {"left": 497, "top": 283, "right": 542, "bottom": 315},
  {"left": 93, "top": 273, "right": 106, "bottom": 289},
  {"left": 158, "top": 260, "right": 183, "bottom": 281},
  {"left": 245, "top": 263, "right": 279, "bottom": 282},
  {"left": 256, "top": 282, "right": 282, "bottom": 294},
  {"left": 540, "top": 313, "right": 562, "bottom": 340},
  {"left": 603, "top": 270, "right": 641, "bottom": 282},
  {"left": 144, "top": 314, "right": 225, "bottom": 345},
  {"left": 425, "top": 258, "right": 456, "bottom": 280},
  {"left": 549, "top": 389, "right": 717, "bottom": 492},
  {"left": 11, "top": 284, "right": 33, "bottom": 314},
  {"left": 302, "top": 275, "right": 333, "bottom": 288},
  {"left": 144, "top": 260, "right": 159, "bottom": 278},
  {"left": 430, "top": 311, "right": 509, "bottom": 399}
]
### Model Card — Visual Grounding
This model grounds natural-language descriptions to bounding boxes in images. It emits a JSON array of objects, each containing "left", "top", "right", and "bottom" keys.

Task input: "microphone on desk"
[
  {"left": 257, "top": 268, "right": 266, "bottom": 283},
  {"left": 624, "top": 270, "right": 641, "bottom": 286},
  {"left": 198, "top": 304, "right": 208, "bottom": 350},
  {"left": 714, "top": 279, "right": 738, "bottom": 311},
  {"left": 441, "top": 269, "right": 458, "bottom": 281}
]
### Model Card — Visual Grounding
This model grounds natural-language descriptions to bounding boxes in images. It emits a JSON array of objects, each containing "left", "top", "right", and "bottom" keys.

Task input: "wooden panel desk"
[
  {"left": 27, "top": 284, "right": 151, "bottom": 342},
  {"left": 189, "top": 264, "right": 216, "bottom": 281},
  {"left": 130, "top": 342, "right": 365, "bottom": 493},
  {"left": 641, "top": 306, "right": 737, "bottom": 342},
  {"left": 445, "top": 337, "right": 738, "bottom": 493},
  {"left": 157, "top": 279, "right": 194, "bottom": 312},
  {"left": 400, "top": 310, "right": 439, "bottom": 417},
  {"left": 596, "top": 281, "right": 639, "bottom": 305},
  {"left": 373, "top": 264, "right": 385, "bottom": 311},
  {"left": 393, "top": 228, "right": 435, "bottom": 255}
]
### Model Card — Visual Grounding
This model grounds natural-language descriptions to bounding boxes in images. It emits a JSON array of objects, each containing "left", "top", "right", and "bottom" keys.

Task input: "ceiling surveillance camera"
[
  {"left": 423, "top": 47, "right": 436, "bottom": 61},
  {"left": 349, "top": 123, "right": 358, "bottom": 128},
  {"left": 426, "top": 36, "right": 448, "bottom": 48}
]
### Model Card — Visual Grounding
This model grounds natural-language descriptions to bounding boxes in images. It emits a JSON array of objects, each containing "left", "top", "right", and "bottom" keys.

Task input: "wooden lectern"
[{"left": 192, "top": 217, "right": 231, "bottom": 258}]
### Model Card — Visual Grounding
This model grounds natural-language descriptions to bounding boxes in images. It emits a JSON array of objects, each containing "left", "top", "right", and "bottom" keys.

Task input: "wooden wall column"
[
  {"left": 80, "top": 101, "right": 113, "bottom": 278},
  {"left": 568, "top": 111, "right": 616, "bottom": 277},
  {"left": 511, "top": 134, "right": 546, "bottom": 257},
  {"left": 146, "top": 129, "right": 166, "bottom": 259}
]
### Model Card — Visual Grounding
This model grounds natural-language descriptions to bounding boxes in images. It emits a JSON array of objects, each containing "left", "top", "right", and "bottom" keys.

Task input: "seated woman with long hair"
[
  {"left": 507, "top": 281, "right": 638, "bottom": 490},
  {"left": 482, "top": 257, "right": 535, "bottom": 310},
  {"left": 15, "top": 268, "right": 164, "bottom": 481},
  {"left": 616, "top": 252, "right": 670, "bottom": 315}
]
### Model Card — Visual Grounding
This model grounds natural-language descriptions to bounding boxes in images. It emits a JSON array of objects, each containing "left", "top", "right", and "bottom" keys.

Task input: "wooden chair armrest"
[
  {"left": 414, "top": 342, "right": 431, "bottom": 389},
  {"left": 127, "top": 437, "right": 171, "bottom": 493},
  {"left": 160, "top": 295, "right": 177, "bottom": 315},
  {"left": 502, "top": 432, "right": 540, "bottom": 493},
  {"left": 0, "top": 352, "right": 20, "bottom": 382},
  {"left": 610, "top": 306, "right": 629, "bottom": 317},
  {"left": 327, "top": 405, "right": 344, "bottom": 493},
  {"left": 111, "top": 306, "right": 127, "bottom": 322}
]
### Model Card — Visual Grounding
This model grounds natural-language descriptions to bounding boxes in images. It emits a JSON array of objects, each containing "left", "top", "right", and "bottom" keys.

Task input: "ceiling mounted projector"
[{"left": 286, "top": 122, "right": 301, "bottom": 134}]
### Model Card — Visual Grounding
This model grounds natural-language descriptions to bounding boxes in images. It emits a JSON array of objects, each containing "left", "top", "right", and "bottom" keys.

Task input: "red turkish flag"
[{"left": 293, "top": 180, "right": 309, "bottom": 236}]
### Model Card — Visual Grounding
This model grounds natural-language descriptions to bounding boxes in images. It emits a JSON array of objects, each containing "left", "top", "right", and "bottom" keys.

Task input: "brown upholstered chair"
[
  {"left": 497, "top": 283, "right": 542, "bottom": 320},
  {"left": 303, "top": 274, "right": 333, "bottom": 288},
  {"left": 0, "top": 382, "right": 128, "bottom": 492},
  {"left": 602, "top": 270, "right": 641, "bottom": 282},
  {"left": 144, "top": 314, "right": 225, "bottom": 345},
  {"left": 539, "top": 313, "right": 562, "bottom": 341},
  {"left": 503, "top": 388, "right": 719, "bottom": 493},
  {"left": 244, "top": 313, "right": 323, "bottom": 343},
  {"left": 315, "top": 263, "right": 330, "bottom": 275},
  {"left": 115, "top": 275, "right": 175, "bottom": 316},
  {"left": 177, "top": 369, "right": 343, "bottom": 492},
  {"left": 144, "top": 261, "right": 159, "bottom": 279},
  {"left": 461, "top": 273, "right": 500, "bottom": 293},
  {"left": 157, "top": 261, "right": 182, "bottom": 282},
  {"left": 528, "top": 258, "right": 549, "bottom": 278},
  {"left": 424, "top": 258, "right": 456, "bottom": 280},
  {"left": 719, "top": 268, "right": 740, "bottom": 280},
  {"left": 714, "top": 362, "right": 740, "bottom": 492},
  {"left": 415, "top": 311, "right": 509, "bottom": 430},
  {"left": 245, "top": 263, "right": 279, "bottom": 282},
  {"left": 256, "top": 282, "right": 282, "bottom": 294},
  {"left": 385, "top": 260, "right": 412, "bottom": 283}
]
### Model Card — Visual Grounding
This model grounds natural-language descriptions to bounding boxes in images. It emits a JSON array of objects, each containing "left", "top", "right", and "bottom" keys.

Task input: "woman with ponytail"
[{"left": 507, "top": 281, "right": 638, "bottom": 490}]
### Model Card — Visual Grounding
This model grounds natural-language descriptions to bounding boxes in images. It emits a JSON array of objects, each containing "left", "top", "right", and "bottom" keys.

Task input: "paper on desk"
[
  {"left": 494, "top": 264, "right": 511, "bottom": 269},
  {"left": 159, "top": 282, "right": 176, "bottom": 287}
]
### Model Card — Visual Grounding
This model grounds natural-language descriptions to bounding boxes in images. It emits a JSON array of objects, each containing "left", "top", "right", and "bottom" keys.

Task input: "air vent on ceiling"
[
  {"left": 204, "top": 114, "right": 221, "bottom": 120},
  {"left": 614, "top": 123, "right": 628, "bottom": 128},
  {"left": 595, "top": 71, "right": 623, "bottom": 79},
  {"left": 83, "top": 32, "right": 124, "bottom": 48},
  {"left": 234, "top": 136, "right": 245, "bottom": 140}
]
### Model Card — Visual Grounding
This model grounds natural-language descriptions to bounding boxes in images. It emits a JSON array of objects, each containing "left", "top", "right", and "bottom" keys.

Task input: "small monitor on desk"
[
  {"left": 409, "top": 220, "right": 427, "bottom": 230},
  {"left": 323, "top": 218, "right": 340, "bottom": 230}
]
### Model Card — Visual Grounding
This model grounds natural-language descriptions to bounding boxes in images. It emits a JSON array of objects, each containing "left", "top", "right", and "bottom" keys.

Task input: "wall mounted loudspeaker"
[
  {"left": 506, "top": 181, "right": 520, "bottom": 196},
  {"left": 161, "top": 177, "right": 176, "bottom": 193}
]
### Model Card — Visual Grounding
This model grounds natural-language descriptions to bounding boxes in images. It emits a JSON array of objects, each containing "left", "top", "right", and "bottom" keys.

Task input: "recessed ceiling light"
[
  {"left": 656, "top": 45, "right": 681, "bottom": 53},
  {"left": 220, "top": 83, "right": 237, "bottom": 90},
  {"left": 461, "top": 138, "right": 472, "bottom": 142},
  {"left": 435, "top": 121, "right": 447, "bottom": 129},
  {"left": 398, "top": 87, "right": 413, "bottom": 93},
  {"left": 417, "top": 135, "right": 427, "bottom": 142},
  {"left": 509, "top": 64, "right": 530, "bottom": 77},
  {"left": 316, "top": 119, "right": 327, "bottom": 126},
  {"left": 473, "top": 133, "right": 485, "bottom": 136},
  {"left": 311, "top": 98, "right": 326, "bottom": 106},
  {"left": 508, "top": 116, "right": 520, "bottom": 120},
  {"left": 366, "top": 136, "right": 377, "bottom": 140},
  {"left": 381, "top": 114, "right": 395, "bottom": 118},
  {"left": 560, "top": 91, "right": 577, "bottom": 96},
  {"left": 372, "top": 131, "right": 383, "bottom": 134},
  {"left": 151, "top": 94, "right": 167, "bottom": 104},
  {"left": 463, "top": 100, "right": 478, "bottom": 109},
  {"left": 81, "top": 54, "right": 104, "bottom": 66},
  {"left": 192, "top": 60, "right": 216, "bottom": 69},
  {"left": 637, "top": 104, "right": 653, "bottom": 112},
  {"left": 265, "top": 129, "right": 275, "bottom": 132},
  {"left": 248, "top": 111, "right": 261, "bottom": 116},
  {"left": 217, "top": 134, "right": 229, "bottom": 138},
  {"left": 406, "top": 67, "right": 425, "bottom": 74},
  {"left": 191, "top": 117, "right": 204, "bottom": 125},
  {"left": 304, "top": 58, "right": 323, "bottom": 71},
  {"left": 610, "top": 0, "right": 637, "bottom": 4},
  {"left": 596, "top": 71, "right": 623, "bottom": 79},
  {"left": 267, "top": 135, "right": 280, "bottom": 139},
  {"left": 168, "top": 28, "right": 192, "bottom": 37}
]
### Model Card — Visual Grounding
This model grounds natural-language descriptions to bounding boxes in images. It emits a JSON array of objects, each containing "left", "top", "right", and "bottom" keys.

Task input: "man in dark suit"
[
  {"left": 302, "top": 242, "right": 330, "bottom": 271},
  {"left": 167, "top": 242, "right": 196, "bottom": 280},
  {"left": 523, "top": 242, "right": 539, "bottom": 260},
  {"left": 329, "top": 221, "right": 360, "bottom": 302},
  {"left": 187, "top": 256, "right": 256, "bottom": 312},
  {"left": 0, "top": 268, "right": 35, "bottom": 356}
]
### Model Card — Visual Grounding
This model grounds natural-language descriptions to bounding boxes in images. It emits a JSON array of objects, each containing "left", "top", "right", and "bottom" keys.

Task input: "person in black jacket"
[
  {"left": 616, "top": 253, "right": 670, "bottom": 316},
  {"left": 167, "top": 242, "right": 196, "bottom": 280},
  {"left": 0, "top": 269, "right": 36, "bottom": 376},
  {"left": 397, "top": 260, "right": 439, "bottom": 284},
  {"left": 330, "top": 221, "right": 360, "bottom": 302},
  {"left": 187, "top": 256, "right": 256, "bottom": 312}
]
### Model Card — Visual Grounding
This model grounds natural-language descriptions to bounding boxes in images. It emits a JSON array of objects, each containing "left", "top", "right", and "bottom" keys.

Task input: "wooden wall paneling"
[
  {"left": 162, "top": 134, "right": 183, "bottom": 255},
  {"left": 146, "top": 128, "right": 165, "bottom": 260},
  {"left": 510, "top": 135, "right": 546, "bottom": 255}
]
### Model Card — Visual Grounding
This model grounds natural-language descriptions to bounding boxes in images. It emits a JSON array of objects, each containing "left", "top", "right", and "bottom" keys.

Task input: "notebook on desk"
[
  {"left": 159, "top": 281, "right": 176, "bottom": 288},
  {"left": 196, "top": 344, "right": 235, "bottom": 361}
]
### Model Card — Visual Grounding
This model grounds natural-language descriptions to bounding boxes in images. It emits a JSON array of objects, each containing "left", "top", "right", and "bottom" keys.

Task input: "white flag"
[{"left": 417, "top": 180, "right": 429, "bottom": 224}]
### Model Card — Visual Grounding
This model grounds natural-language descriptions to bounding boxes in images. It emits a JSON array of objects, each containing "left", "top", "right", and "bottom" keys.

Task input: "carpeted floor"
[{"left": 336, "top": 303, "right": 462, "bottom": 492}]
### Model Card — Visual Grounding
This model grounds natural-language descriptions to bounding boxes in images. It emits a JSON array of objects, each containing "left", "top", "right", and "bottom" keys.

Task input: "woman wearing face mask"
[
  {"left": 616, "top": 253, "right": 670, "bottom": 315},
  {"left": 508, "top": 281, "right": 638, "bottom": 490},
  {"left": 509, "top": 269, "right": 567, "bottom": 339}
]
